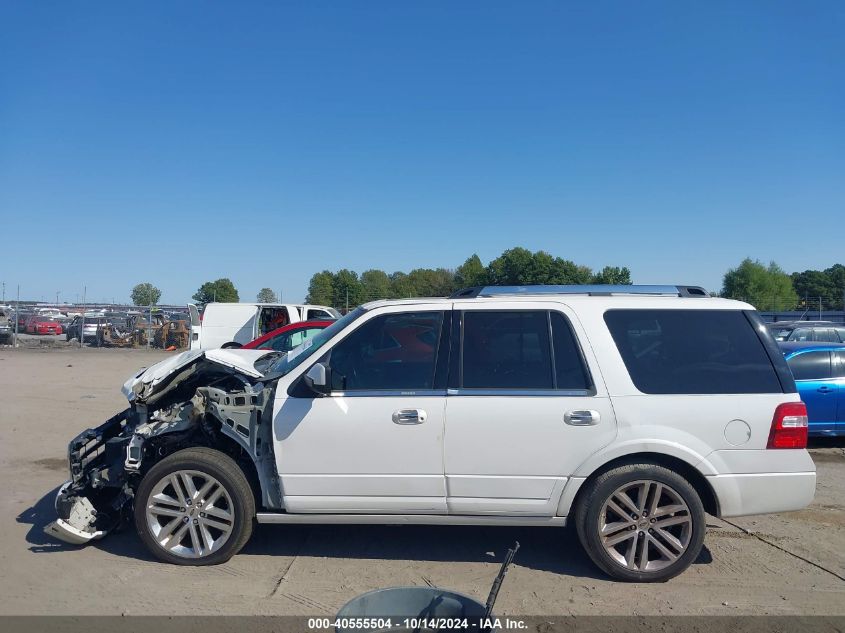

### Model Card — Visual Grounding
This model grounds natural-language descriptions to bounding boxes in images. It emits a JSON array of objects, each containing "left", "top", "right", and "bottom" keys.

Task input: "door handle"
[
  {"left": 817, "top": 386, "right": 834, "bottom": 393},
  {"left": 392, "top": 409, "right": 427, "bottom": 425},
  {"left": 564, "top": 410, "right": 601, "bottom": 426}
]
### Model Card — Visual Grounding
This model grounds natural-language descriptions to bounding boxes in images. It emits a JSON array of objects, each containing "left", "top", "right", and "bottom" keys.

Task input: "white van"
[{"left": 188, "top": 302, "right": 338, "bottom": 350}]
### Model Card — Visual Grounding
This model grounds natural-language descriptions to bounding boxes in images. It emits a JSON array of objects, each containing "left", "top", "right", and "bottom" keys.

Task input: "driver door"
[{"left": 273, "top": 305, "right": 450, "bottom": 514}]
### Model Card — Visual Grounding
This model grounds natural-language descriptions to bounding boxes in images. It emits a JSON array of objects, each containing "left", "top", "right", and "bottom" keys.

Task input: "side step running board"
[{"left": 255, "top": 513, "right": 566, "bottom": 527}]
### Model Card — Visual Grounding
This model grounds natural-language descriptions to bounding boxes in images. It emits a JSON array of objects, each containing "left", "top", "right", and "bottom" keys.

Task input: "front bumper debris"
[{"left": 43, "top": 482, "right": 108, "bottom": 545}]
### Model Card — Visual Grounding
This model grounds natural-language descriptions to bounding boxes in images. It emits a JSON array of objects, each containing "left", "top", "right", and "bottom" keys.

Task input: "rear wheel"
[
  {"left": 220, "top": 341, "right": 242, "bottom": 349},
  {"left": 574, "top": 463, "right": 705, "bottom": 582},
  {"left": 134, "top": 447, "right": 255, "bottom": 565}
]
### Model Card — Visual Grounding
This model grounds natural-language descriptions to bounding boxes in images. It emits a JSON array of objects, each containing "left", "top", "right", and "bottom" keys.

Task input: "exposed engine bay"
[{"left": 45, "top": 350, "right": 282, "bottom": 545}]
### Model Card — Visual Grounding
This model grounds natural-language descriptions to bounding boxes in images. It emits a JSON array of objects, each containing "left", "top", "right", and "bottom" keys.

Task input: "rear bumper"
[
  {"left": 701, "top": 449, "right": 816, "bottom": 517},
  {"left": 707, "top": 471, "right": 816, "bottom": 517}
]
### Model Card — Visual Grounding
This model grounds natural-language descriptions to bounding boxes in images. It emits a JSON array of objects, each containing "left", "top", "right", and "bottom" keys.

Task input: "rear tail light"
[{"left": 767, "top": 402, "right": 808, "bottom": 449}]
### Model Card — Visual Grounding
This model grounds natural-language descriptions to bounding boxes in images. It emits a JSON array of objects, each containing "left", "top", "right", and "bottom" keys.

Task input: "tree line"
[
  {"left": 128, "top": 253, "right": 845, "bottom": 313},
  {"left": 304, "top": 247, "right": 632, "bottom": 309},
  {"left": 721, "top": 259, "right": 845, "bottom": 311}
]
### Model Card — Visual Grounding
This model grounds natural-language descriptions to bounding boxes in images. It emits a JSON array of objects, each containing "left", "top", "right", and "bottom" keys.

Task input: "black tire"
[
  {"left": 220, "top": 341, "right": 242, "bottom": 349},
  {"left": 134, "top": 447, "right": 255, "bottom": 565},
  {"left": 574, "top": 463, "right": 705, "bottom": 582}
]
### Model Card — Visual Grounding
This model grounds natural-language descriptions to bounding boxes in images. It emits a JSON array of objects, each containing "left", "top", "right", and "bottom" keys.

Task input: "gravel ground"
[{"left": 1, "top": 348, "right": 843, "bottom": 616}]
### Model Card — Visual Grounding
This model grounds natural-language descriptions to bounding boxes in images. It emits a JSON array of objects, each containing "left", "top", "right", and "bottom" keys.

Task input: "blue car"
[{"left": 781, "top": 342, "right": 845, "bottom": 436}]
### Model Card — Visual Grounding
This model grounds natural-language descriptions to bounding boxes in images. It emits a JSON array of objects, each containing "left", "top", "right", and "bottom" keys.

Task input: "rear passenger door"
[
  {"left": 787, "top": 351, "right": 837, "bottom": 434},
  {"left": 834, "top": 352, "right": 845, "bottom": 432},
  {"left": 443, "top": 302, "right": 616, "bottom": 516}
]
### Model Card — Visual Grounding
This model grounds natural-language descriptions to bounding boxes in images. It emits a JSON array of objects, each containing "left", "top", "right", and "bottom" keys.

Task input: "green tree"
[
  {"left": 593, "top": 266, "right": 632, "bottom": 285},
  {"left": 306, "top": 271, "right": 335, "bottom": 305},
  {"left": 389, "top": 271, "right": 416, "bottom": 298},
  {"left": 333, "top": 269, "right": 363, "bottom": 311},
  {"left": 722, "top": 259, "right": 797, "bottom": 311},
  {"left": 455, "top": 254, "right": 488, "bottom": 288},
  {"left": 193, "top": 278, "right": 239, "bottom": 304},
  {"left": 486, "top": 247, "right": 537, "bottom": 285},
  {"left": 131, "top": 282, "right": 161, "bottom": 306},
  {"left": 792, "top": 264, "right": 845, "bottom": 310},
  {"left": 256, "top": 288, "right": 278, "bottom": 303},
  {"left": 360, "top": 269, "right": 391, "bottom": 301}
]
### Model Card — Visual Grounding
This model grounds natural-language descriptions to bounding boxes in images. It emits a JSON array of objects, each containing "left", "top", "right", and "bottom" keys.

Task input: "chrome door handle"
[
  {"left": 564, "top": 410, "right": 600, "bottom": 426},
  {"left": 392, "top": 409, "right": 427, "bottom": 425}
]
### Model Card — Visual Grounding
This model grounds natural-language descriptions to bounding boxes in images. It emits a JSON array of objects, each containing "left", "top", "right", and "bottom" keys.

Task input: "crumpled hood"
[{"left": 121, "top": 348, "right": 277, "bottom": 402}]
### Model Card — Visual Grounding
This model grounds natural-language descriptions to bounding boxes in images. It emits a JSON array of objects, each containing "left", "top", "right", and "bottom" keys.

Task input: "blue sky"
[{"left": 1, "top": 1, "right": 842, "bottom": 304}]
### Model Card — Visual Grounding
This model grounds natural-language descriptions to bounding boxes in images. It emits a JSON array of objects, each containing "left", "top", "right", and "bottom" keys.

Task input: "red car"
[
  {"left": 241, "top": 320, "right": 333, "bottom": 352},
  {"left": 25, "top": 314, "right": 63, "bottom": 335}
]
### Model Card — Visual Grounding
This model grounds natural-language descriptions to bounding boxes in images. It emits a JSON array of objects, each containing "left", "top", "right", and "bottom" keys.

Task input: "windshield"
[{"left": 265, "top": 307, "right": 365, "bottom": 378}]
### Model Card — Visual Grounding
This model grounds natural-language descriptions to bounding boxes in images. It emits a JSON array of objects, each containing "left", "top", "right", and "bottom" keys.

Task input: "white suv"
[{"left": 47, "top": 284, "right": 815, "bottom": 582}]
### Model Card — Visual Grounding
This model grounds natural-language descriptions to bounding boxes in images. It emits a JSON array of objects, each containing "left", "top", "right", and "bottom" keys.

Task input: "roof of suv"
[{"left": 359, "top": 285, "right": 750, "bottom": 311}]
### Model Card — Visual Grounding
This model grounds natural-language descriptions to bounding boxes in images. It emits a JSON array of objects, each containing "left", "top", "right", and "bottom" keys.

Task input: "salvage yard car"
[
  {"left": 188, "top": 302, "right": 340, "bottom": 350},
  {"left": 46, "top": 285, "right": 815, "bottom": 582}
]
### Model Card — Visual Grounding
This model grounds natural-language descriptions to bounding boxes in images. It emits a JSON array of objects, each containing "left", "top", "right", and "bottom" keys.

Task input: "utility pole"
[
  {"left": 13, "top": 285, "right": 19, "bottom": 347},
  {"left": 81, "top": 285, "right": 86, "bottom": 348},
  {"left": 345, "top": 288, "right": 349, "bottom": 313},
  {"left": 56, "top": 290, "right": 60, "bottom": 305},
  {"left": 1, "top": 282, "right": 5, "bottom": 303}
]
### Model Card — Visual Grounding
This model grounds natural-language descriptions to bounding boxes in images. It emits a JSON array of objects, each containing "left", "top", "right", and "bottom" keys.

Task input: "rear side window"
[
  {"left": 462, "top": 311, "right": 553, "bottom": 388},
  {"left": 460, "top": 310, "right": 592, "bottom": 391},
  {"left": 836, "top": 329, "right": 845, "bottom": 343},
  {"left": 604, "top": 310, "right": 783, "bottom": 394},
  {"left": 788, "top": 351, "right": 832, "bottom": 381}
]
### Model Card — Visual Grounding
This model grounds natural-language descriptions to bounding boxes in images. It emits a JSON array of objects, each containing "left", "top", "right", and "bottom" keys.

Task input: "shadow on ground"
[{"left": 21, "top": 487, "right": 713, "bottom": 579}]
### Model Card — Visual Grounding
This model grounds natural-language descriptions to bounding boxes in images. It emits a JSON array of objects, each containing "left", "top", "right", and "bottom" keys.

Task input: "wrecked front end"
[{"left": 45, "top": 350, "right": 282, "bottom": 545}]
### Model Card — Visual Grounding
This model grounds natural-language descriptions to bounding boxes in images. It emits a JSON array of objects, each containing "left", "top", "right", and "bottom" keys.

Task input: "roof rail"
[{"left": 449, "top": 285, "right": 710, "bottom": 299}]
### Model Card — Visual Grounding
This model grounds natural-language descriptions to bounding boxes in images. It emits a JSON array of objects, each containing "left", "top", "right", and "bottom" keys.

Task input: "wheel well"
[{"left": 571, "top": 452, "right": 719, "bottom": 517}]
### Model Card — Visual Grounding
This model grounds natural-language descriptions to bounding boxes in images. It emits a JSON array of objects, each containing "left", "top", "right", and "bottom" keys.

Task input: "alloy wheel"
[
  {"left": 145, "top": 469, "right": 235, "bottom": 559},
  {"left": 598, "top": 479, "right": 693, "bottom": 572}
]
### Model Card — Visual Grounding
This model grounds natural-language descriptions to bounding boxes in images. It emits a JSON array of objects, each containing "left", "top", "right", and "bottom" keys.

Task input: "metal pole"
[
  {"left": 345, "top": 288, "right": 349, "bottom": 313},
  {"left": 81, "top": 285, "right": 86, "bottom": 347},
  {"left": 819, "top": 297, "right": 822, "bottom": 321},
  {"left": 13, "top": 285, "right": 19, "bottom": 347},
  {"left": 148, "top": 299, "right": 152, "bottom": 349}
]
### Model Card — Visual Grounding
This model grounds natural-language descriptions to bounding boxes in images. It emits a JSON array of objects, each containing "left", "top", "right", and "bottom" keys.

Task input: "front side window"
[
  {"left": 263, "top": 327, "right": 325, "bottom": 352},
  {"left": 788, "top": 351, "right": 832, "bottom": 381},
  {"left": 833, "top": 352, "right": 845, "bottom": 378},
  {"left": 604, "top": 309, "right": 783, "bottom": 394},
  {"left": 328, "top": 311, "right": 443, "bottom": 391}
]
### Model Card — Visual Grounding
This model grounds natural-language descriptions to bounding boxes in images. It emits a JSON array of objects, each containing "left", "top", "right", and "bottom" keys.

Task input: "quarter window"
[
  {"left": 550, "top": 312, "right": 592, "bottom": 390},
  {"left": 328, "top": 312, "right": 443, "bottom": 391},
  {"left": 604, "top": 310, "right": 783, "bottom": 394},
  {"left": 788, "top": 351, "right": 832, "bottom": 381}
]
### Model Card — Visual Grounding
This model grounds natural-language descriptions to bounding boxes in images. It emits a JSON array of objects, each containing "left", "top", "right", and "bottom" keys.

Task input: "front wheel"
[
  {"left": 134, "top": 447, "right": 255, "bottom": 565},
  {"left": 574, "top": 463, "right": 705, "bottom": 582}
]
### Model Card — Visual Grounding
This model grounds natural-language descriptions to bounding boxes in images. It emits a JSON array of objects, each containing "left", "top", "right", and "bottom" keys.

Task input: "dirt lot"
[{"left": 1, "top": 348, "right": 844, "bottom": 616}]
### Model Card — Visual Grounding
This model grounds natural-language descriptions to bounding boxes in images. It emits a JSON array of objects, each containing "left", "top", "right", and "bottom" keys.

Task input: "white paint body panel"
[{"left": 250, "top": 294, "right": 817, "bottom": 521}]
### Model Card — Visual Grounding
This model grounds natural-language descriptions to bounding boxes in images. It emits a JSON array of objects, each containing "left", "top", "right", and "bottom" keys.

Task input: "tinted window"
[
  {"left": 329, "top": 312, "right": 443, "bottom": 391},
  {"left": 604, "top": 310, "right": 782, "bottom": 394},
  {"left": 307, "top": 309, "right": 334, "bottom": 319},
  {"left": 462, "top": 311, "right": 553, "bottom": 389},
  {"left": 836, "top": 329, "right": 845, "bottom": 344},
  {"left": 788, "top": 351, "right": 832, "bottom": 381},
  {"left": 550, "top": 312, "right": 592, "bottom": 390},
  {"left": 834, "top": 352, "right": 845, "bottom": 378},
  {"left": 265, "top": 327, "right": 324, "bottom": 352},
  {"left": 816, "top": 329, "right": 837, "bottom": 343}
]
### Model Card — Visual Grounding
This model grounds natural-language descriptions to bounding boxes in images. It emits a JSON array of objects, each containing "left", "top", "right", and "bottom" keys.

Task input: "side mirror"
[{"left": 303, "top": 362, "right": 331, "bottom": 395}]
